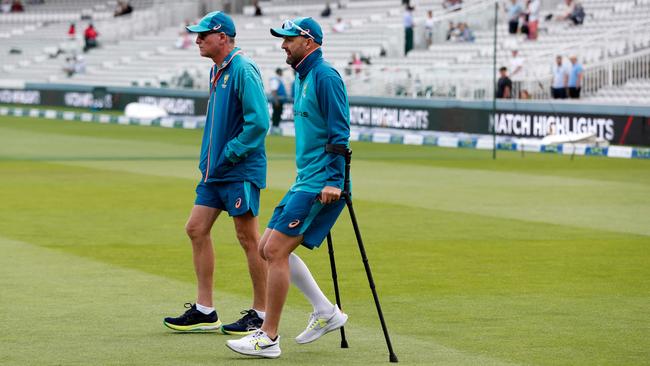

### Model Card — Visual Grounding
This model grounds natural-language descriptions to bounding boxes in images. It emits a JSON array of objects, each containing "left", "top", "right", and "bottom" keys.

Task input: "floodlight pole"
[{"left": 492, "top": 0, "right": 498, "bottom": 160}]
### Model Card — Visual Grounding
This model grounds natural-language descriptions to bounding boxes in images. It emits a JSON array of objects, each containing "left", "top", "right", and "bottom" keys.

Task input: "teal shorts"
[
  {"left": 195, "top": 181, "right": 260, "bottom": 217},
  {"left": 267, "top": 190, "right": 346, "bottom": 249}
]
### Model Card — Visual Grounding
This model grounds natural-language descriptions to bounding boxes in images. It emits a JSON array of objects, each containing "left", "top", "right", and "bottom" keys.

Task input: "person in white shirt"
[
  {"left": 331, "top": 17, "right": 348, "bottom": 33},
  {"left": 509, "top": 49, "right": 524, "bottom": 78},
  {"left": 0, "top": 0, "right": 11, "bottom": 13},
  {"left": 424, "top": 10, "right": 434, "bottom": 48},
  {"left": 551, "top": 55, "right": 570, "bottom": 99}
]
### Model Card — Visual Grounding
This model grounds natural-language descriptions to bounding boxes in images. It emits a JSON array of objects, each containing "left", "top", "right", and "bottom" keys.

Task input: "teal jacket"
[
  {"left": 291, "top": 48, "right": 350, "bottom": 193},
  {"left": 199, "top": 47, "right": 269, "bottom": 189}
]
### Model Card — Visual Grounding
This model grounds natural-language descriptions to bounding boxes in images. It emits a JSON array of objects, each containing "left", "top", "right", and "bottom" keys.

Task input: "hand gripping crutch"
[{"left": 324, "top": 144, "right": 398, "bottom": 363}]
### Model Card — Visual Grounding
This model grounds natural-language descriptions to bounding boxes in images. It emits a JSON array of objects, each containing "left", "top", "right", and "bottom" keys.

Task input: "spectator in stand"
[
  {"left": 253, "top": 1, "right": 263, "bottom": 16},
  {"left": 269, "top": 68, "right": 287, "bottom": 128},
  {"left": 457, "top": 22, "right": 475, "bottom": 42},
  {"left": 525, "top": 0, "right": 540, "bottom": 40},
  {"left": 321, "top": 2, "right": 332, "bottom": 17},
  {"left": 114, "top": 0, "right": 133, "bottom": 17},
  {"left": 496, "top": 67, "right": 512, "bottom": 99},
  {"left": 67, "top": 22, "right": 76, "bottom": 40},
  {"left": 331, "top": 17, "right": 348, "bottom": 33},
  {"left": 1, "top": 1, "right": 11, "bottom": 13},
  {"left": 83, "top": 23, "right": 99, "bottom": 53},
  {"left": 424, "top": 10, "right": 434, "bottom": 48},
  {"left": 176, "top": 70, "right": 194, "bottom": 89},
  {"left": 506, "top": 0, "right": 524, "bottom": 35},
  {"left": 509, "top": 49, "right": 524, "bottom": 78},
  {"left": 551, "top": 55, "right": 570, "bottom": 99},
  {"left": 10, "top": 0, "right": 24, "bottom": 12},
  {"left": 63, "top": 54, "right": 86, "bottom": 77},
  {"left": 175, "top": 20, "right": 193, "bottom": 49},
  {"left": 349, "top": 52, "right": 363, "bottom": 75},
  {"left": 445, "top": 21, "right": 456, "bottom": 41},
  {"left": 443, "top": 0, "right": 462, "bottom": 12},
  {"left": 403, "top": 5, "right": 415, "bottom": 54},
  {"left": 568, "top": 55, "right": 584, "bottom": 99},
  {"left": 75, "top": 55, "right": 86, "bottom": 74},
  {"left": 519, "top": 89, "right": 531, "bottom": 99},
  {"left": 556, "top": 0, "right": 585, "bottom": 25},
  {"left": 63, "top": 56, "right": 75, "bottom": 77}
]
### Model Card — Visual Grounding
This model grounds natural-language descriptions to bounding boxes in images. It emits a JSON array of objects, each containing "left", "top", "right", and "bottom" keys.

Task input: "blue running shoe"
[
  {"left": 163, "top": 303, "right": 221, "bottom": 332},
  {"left": 221, "top": 309, "right": 263, "bottom": 335}
]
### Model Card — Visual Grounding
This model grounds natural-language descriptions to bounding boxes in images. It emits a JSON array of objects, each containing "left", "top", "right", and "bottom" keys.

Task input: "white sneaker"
[
  {"left": 295, "top": 305, "right": 348, "bottom": 344},
  {"left": 226, "top": 330, "right": 281, "bottom": 359}
]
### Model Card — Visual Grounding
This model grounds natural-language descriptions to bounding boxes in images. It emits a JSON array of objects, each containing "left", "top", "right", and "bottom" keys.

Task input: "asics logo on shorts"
[
  {"left": 235, "top": 197, "right": 242, "bottom": 209},
  {"left": 288, "top": 219, "right": 301, "bottom": 228}
]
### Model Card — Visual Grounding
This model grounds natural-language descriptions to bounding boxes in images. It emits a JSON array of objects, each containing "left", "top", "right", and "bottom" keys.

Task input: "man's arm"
[
  {"left": 316, "top": 73, "right": 350, "bottom": 203},
  {"left": 577, "top": 68, "right": 584, "bottom": 88},
  {"left": 224, "top": 65, "right": 270, "bottom": 163}
]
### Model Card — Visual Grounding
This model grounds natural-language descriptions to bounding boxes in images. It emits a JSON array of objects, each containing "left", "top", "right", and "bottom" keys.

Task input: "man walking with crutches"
[{"left": 226, "top": 17, "right": 349, "bottom": 359}]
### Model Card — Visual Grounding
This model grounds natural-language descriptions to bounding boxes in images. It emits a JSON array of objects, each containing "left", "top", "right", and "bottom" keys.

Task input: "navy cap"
[
  {"left": 186, "top": 11, "right": 236, "bottom": 37},
  {"left": 270, "top": 17, "right": 323, "bottom": 45}
]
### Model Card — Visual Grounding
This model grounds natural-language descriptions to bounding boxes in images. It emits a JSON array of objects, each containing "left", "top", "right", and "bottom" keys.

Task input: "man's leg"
[
  {"left": 233, "top": 212, "right": 266, "bottom": 312},
  {"left": 220, "top": 214, "right": 268, "bottom": 335},
  {"left": 225, "top": 229, "right": 300, "bottom": 358},
  {"left": 186, "top": 205, "right": 221, "bottom": 307},
  {"left": 272, "top": 104, "right": 282, "bottom": 127},
  {"left": 289, "top": 253, "right": 333, "bottom": 315},
  {"left": 260, "top": 230, "right": 303, "bottom": 339},
  {"left": 290, "top": 252, "right": 347, "bottom": 344},
  {"left": 163, "top": 204, "right": 222, "bottom": 331}
]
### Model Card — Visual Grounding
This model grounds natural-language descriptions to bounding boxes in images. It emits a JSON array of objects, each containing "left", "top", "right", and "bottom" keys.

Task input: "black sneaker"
[
  {"left": 221, "top": 309, "right": 263, "bottom": 335},
  {"left": 163, "top": 303, "right": 221, "bottom": 332}
]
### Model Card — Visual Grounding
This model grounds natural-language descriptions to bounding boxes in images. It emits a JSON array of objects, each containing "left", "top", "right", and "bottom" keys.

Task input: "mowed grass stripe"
[
  {"left": 48, "top": 156, "right": 650, "bottom": 237},
  {"left": 0, "top": 237, "right": 517, "bottom": 366},
  {"left": 3, "top": 117, "right": 648, "bottom": 236}
]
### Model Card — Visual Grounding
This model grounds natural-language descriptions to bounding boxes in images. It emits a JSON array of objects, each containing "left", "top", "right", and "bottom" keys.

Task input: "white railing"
[
  {"left": 582, "top": 48, "right": 650, "bottom": 95},
  {"left": 345, "top": 46, "right": 650, "bottom": 100}
]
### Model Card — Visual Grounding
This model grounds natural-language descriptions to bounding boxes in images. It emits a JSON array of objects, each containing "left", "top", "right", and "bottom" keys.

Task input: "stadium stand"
[{"left": 1, "top": 0, "right": 649, "bottom": 102}]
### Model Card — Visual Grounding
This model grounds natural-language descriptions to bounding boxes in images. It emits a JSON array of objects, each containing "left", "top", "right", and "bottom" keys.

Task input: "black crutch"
[
  {"left": 326, "top": 232, "right": 349, "bottom": 348},
  {"left": 325, "top": 144, "right": 398, "bottom": 363}
]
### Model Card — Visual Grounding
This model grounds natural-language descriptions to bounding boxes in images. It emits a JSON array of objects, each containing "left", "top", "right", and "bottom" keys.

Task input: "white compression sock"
[
  {"left": 195, "top": 303, "right": 214, "bottom": 315},
  {"left": 253, "top": 309, "right": 266, "bottom": 320},
  {"left": 289, "top": 253, "right": 334, "bottom": 315}
]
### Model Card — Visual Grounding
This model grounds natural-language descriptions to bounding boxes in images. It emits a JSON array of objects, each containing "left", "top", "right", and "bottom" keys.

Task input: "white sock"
[
  {"left": 195, "top": 303, "right": 214, "bottom": 315},
  {"left": 253, "top": 309, "right": 266, "bottom": 320},
  {"left": 289, "top": 253, "right": 334, "bottom": 315}
]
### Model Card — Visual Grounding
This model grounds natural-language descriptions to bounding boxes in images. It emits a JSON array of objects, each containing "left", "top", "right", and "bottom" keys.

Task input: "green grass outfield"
[{"left": 1, "top": 116, "right": 649, "bottom": 365}]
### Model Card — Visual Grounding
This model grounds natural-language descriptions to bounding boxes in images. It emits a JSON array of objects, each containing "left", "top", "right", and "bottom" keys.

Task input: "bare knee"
[
  {"left": 185, "top": 221, "right": 209, "bottom": 242},
  {"left": 263, "top": 243, "right": 290, "bottom": 264}
]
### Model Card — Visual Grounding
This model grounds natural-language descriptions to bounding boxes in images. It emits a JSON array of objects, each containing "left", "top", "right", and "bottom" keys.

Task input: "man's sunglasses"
[
  {"left": 281, "top": 20, "right": 315, "bottom": 40},
  {"left": 197, "top": 30, "right": 221, "bottom": 40}
]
